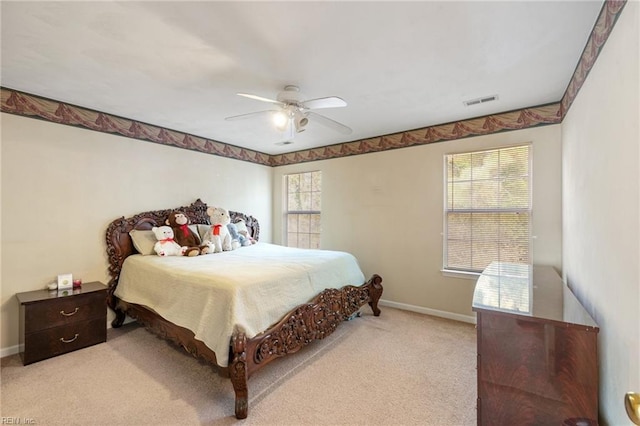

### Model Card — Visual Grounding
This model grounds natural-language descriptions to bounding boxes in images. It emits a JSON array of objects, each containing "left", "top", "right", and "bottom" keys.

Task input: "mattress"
[{"left": 114, "top": 242, "right": 366, "bottom": 366}]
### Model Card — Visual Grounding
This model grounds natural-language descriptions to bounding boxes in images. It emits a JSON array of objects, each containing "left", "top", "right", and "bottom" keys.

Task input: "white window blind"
[
  {"left": 285, "top": 171, "right": 321, "bottom": 249},
  {"left": 444, "top": 145, "right": 531, "bottom": 272}
]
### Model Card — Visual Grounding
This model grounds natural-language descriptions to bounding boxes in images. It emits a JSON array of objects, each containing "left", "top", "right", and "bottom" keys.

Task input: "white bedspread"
[{"left": 114, "top": 243, "right": 365, "bottom": 366}]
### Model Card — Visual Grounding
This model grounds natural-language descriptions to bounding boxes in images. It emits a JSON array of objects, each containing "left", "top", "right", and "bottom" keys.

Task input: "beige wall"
[
  {"left": 561, "top": 2, "right": 639, "bottom": 424},
  {"left": 0, "top": 113, "right": 273, "bottom": 353},
  {"left": 0, "top": 6, "right": 635, "bottom": 422},
  {"left": 273, "top": 124, "right": 562, "bottom": 321}
]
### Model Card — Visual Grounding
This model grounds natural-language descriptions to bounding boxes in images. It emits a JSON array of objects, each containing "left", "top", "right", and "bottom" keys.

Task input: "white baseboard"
[
  {"left": 378, "top": 299, "right": 477, "bottom": 324},
  {"left": 1, "top": 344, "right": 22, "bottom": 358}
]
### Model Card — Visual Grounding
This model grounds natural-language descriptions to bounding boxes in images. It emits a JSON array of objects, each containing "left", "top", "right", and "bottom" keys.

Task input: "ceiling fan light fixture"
[
  {"left": 293, "top": 110, "right": 309, "bottom": 131},
  {"left": 273, "top": 110, "right": 288, "bottom": 130}
]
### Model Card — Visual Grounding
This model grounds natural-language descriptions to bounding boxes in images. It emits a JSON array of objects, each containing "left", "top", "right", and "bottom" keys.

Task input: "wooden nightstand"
[{"left": 16, "top": 281, "right": 107, "bottom": 365}]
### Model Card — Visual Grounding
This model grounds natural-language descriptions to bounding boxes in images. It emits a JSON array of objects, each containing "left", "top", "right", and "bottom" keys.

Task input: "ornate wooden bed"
[{"left": 105, "top": 199, "right": 383, "bottom": 419}]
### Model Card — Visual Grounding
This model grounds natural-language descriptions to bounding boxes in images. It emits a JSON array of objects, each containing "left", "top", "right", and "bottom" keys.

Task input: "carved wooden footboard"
[
  {"left": 230, "top": 274, "right": 383, "bottom": 418},
  {"left": 105, "top": 199, "right": 383, "bottom": 419}
]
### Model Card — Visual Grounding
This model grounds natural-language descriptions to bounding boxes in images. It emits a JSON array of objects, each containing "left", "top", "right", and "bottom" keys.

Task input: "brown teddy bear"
[{"left": 165, "top": 211, "right": 214, "bottom": 256}]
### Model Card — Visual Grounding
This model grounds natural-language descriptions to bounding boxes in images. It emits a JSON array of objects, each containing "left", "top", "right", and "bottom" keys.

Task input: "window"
[
  {"left": 444, "top": 145, "right": 531, "bottom": 273},
  {"left": 285, "top": 171, "right": 321, "bottom": 249}
]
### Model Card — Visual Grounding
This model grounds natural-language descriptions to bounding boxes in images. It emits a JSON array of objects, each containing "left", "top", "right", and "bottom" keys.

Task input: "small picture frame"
[{"left": 57, "top": 273, "right": 73, "bottom": 290}]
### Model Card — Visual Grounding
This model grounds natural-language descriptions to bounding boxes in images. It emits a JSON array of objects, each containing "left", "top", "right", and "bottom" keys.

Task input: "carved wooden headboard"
[{"left": 105, "top": 199, "right": 260, "bottom": 287}]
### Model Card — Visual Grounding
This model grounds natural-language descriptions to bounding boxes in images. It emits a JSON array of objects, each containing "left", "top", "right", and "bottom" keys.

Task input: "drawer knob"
[
  {"left": 60, "top": 307, "right": 79, "bottom": 317},
  {"left": 60, "top": 334, "right": 79, "bottom": 344}
]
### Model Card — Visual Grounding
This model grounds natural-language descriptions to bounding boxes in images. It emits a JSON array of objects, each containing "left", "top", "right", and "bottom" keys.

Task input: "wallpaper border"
[
  {"left": 0, "top": 88, "right": 272, "bottom": 166},
  {"left": 559, "top": 0, "right": 627, "bottom": 118},
  {"left": 0, "top": 0, "right": 627, "bottom": 168},
  {"left": 270, "top": 104, "right": 561, "bottom": 166}
]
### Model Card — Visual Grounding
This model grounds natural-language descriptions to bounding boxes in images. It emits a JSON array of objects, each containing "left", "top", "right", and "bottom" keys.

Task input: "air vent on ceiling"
[
  {"left": 275, "top": 141, "right": 294, "bottom": 146},
  {"left": 463, "top": 94, "right": 499, "bottom": 107}
]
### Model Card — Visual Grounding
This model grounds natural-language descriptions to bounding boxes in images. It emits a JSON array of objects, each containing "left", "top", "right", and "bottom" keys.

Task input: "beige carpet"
[{"left": 1, "top": 307, "right": 476, "bottom": 425}]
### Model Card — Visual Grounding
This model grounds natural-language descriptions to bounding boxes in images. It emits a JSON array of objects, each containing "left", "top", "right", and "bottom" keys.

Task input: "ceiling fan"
[{"left": 225, "top": 85, "right": 352, "bottom": 140}]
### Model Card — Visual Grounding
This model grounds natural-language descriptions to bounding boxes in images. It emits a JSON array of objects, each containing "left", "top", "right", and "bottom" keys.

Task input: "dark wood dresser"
[
  {"left": 472, "top": 263, "right": 599, "bottom": 426},
  {"left": 16, "top": 281, "right": 107, "bottom": 365}
]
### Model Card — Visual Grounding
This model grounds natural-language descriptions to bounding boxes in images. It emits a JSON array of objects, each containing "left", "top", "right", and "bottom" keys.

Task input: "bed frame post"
[
  {"left": 229, "top": 332, "right": 249, "bottom": 419},
  {"left": 368, "top": 274, "right": 384, "bottom": 316},
  {"left": 107, "top": 279, "right": 127, "bottom": 327}
]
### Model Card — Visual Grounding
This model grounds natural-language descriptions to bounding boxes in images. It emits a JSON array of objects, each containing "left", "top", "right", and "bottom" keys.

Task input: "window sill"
[{"left": 441, "top": 269, "right": 481, "bottom": 280}]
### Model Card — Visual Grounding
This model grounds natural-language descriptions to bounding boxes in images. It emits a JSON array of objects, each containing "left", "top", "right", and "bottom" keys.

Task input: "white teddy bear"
[
  {"left": 152, "top": 226, "right": 187, "bottom": 256},
  {"left": 235, "top": 219, "right": 256, "bottom": 245},
  {"left": 203, "top": 207, "right": 241, "bottom": 253}
]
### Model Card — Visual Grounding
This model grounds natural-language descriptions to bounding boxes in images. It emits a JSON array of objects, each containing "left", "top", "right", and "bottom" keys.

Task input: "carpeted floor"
[{"left": 1, "top": 307, "right": 477, "bottom": 425}]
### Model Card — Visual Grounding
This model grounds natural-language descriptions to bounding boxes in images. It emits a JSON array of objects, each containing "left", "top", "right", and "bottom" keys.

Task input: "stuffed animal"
[
  {"left": 152, "top": 226, "right": 187, "bottom": 257},
  {"left": 227, "top": 222, "right": 251, "bottom": 247},
  {"left": 165, "top": 211, "right": 214, "bottom": 256},
  {"left": 235, "top": 219, "right": 257, "bottom": 245},
  {"left": 204, "top": 207, "right": 240, "bottom": 252}
]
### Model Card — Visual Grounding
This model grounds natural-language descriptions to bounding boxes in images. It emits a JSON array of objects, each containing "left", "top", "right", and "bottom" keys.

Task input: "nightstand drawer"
[
  {"left": 24, "top": 291, "right": 106, "bottom": 333},
  {"left": 17, "top": 281, "right": 108, "bottom": 365},
  {"left": 22, "top": 317, "right": 107, "bottom": 365}
]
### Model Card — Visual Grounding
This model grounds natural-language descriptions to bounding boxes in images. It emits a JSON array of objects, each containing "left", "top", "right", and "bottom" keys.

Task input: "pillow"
[
  {"left": 129, "top": 229, "right": 157, "bottom": 255},
  {"left": 196, "top": 224, "right": 212, "bottom": 241}
]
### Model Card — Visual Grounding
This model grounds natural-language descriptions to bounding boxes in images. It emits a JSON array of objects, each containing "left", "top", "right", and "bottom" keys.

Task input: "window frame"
[
  {"left": 284, "top": 170, "right": 322, "bottom": 249},
  {"left": 442, "top": 144, "right": 533, "bottom": 276}
]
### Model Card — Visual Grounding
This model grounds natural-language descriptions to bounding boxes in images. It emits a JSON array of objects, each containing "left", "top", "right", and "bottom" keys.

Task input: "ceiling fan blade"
[
  {"left": 301, "top": 96, "right": 347, "bottom": 110},
  {"left": 308, "top": 112, "right": 352, "bottom": 135},
  {"left": 237, "top": 93, "right": 284, "bottom": 106},
  {"left": 225, "top": 110, "right": 276, "bottom": 121}
]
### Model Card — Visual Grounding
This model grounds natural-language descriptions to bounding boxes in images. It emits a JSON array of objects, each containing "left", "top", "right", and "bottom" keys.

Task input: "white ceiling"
[{"left": 1, "top": 1, "right": 603, "bottom": 155}]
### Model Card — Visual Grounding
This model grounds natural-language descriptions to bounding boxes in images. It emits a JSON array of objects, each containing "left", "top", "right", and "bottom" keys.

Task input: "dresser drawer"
[
  {"left": 24, "top": 291, "right": 106, "bottom": 333},
  {"left": 22, "top": 317, "right": 107, "bottom": 365}
]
